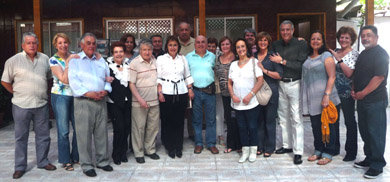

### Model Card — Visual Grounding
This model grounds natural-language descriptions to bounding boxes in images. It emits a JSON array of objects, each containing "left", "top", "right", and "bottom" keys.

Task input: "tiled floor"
[{"left": 1, "top": 110, "right": 390, "bottom": 182}]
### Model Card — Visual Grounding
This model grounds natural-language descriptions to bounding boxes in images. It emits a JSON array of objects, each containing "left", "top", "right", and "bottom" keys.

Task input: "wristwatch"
[
  {"left": 337, "top": 59, "right": 343, "bottom": 64},
  {"left": 280, "top": 59, "right": 284, "bottom": 64}
]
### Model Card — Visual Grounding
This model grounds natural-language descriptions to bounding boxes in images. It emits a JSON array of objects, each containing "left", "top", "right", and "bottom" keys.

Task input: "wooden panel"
[
  {"left": 366, "top": 0, "right": 374, "bottom": 25},
  {"left": 198, "top": 0, "right": 206, "bottom": 36},
  {"left": 33, "top": 0, "right": 42, "bottom": 52}
]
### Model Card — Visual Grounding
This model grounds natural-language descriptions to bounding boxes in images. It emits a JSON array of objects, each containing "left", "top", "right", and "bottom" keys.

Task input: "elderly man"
[
  {"left": 129, "top": 39, "right": 160, "bottom": 164},
  {"left": 352, "top": 25, "right": 389, "bottom": 179},
  {"left": 1, "top": 32, "right": 56, "bottom": 179},
  {"left": 178, "top": 22, "right": 195, "bottom": 56},
  {"left": 270, "top": 20, "right": 308, "bottom": 165},
  {"left": 186, "top": 35, "right": 218, "bottom": 154},
  {"left": 244, "top": 28, "right": 257, "bottom": 56},
  {"left": 68, "top": 33, "right": 113, "bottom": 177},
  {"left": 177, "top": 21, "right": 196, "bottom": 141}
]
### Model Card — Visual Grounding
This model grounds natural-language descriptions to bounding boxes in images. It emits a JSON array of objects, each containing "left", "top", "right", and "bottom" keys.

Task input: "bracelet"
[
  {"left": 250, "top": 91, "right": 255, "bottom": 96},
  {"left": 188, "top": 86, "right": 193, "bottom": 90},
  {"left": 324, "top": 92, "right": 330, "bottom": 96},
  {"left": 158, "top": 91, "right": 163, "bottom": 95},
  {"left": 280, "top": 59, "right": 283, "bottom": 64},
  {"left": 267, "top": 70, "right": 269, "bottom": 74}
]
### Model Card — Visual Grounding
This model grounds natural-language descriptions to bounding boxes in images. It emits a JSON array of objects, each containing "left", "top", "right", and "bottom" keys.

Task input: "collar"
[
  {"left": 282, "top": 37, "right": 297, "bottom": 46},
  {"left": 179, "top": 37, "right": 194, "bottom": 46},
  {"left": 191, "top": 50, "right": 212, "bottom": 58},
  {"left": 22, "top": 50, "right": 39, "bottom": 59},
  {"left": 79, "top": 51, "right": 97, "bottom": 60}
]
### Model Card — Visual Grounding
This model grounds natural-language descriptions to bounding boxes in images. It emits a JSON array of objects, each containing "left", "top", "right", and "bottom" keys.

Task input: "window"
[
  {"left": 277, "top": 13, "right": 326, "bottom": 41},
  {"left": 195, "top": 16, "right": 256, "bottom": 41},
  {"left": 15, "top": 19, "right": 84, "bottom": 56},
  {"left": 104, "top": 17, "right": 174, "bottom": 42}
]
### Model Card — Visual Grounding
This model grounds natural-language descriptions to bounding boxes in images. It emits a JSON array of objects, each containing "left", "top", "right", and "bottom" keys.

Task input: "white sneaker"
[
  {"left": 248, "top": 146, "right": 257, "bottom": 162},
  {"left": 239, "top": 147, "right": 250, "bottom": 163}
]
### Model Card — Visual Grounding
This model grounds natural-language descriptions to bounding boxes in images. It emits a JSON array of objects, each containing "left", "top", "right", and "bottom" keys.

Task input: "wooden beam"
[
  {"left": 365, "top": 0, "right": 374, "bottom": 25},
  {"left": 199, "top": 0, "right": 206, "bottom": 36},
  {"left": 33, "top": 0, "right": 43, "bottom": 52}
]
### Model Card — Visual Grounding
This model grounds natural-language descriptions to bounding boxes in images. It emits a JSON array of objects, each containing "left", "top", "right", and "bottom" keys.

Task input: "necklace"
[{"left": 238, "top": 58, "right": 249, "bottom": 66}]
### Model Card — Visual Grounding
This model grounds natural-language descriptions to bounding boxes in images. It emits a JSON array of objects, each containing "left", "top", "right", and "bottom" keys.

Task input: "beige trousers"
[{"left": 131, "top": 105, "right": 160, "bottom": 157}]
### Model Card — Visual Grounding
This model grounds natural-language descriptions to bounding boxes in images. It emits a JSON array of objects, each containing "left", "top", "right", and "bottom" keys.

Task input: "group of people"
[{"left": 1, "top": 19, "right": 388, "bottom": 179}]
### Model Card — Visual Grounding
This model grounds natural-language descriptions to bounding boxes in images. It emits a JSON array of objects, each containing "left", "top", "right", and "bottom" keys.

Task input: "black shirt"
[
  {"left": 255, "top": 51, "right": 283, "bottom": 104},
  {"left": 353, "top": 45, "right": 389, "bottom": 102},
  {"left": 153, "top": 49, "right": 165, "bottom": 59},
  {"left": 272, "top": 37, "right": 308, "bottom": 79}
]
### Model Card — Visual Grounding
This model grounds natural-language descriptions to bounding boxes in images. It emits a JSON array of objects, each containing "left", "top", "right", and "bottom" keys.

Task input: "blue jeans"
[
  {"left": 339, "top": 96, "right": 357, "bottom": 158},
  {"left": 309, "top": 104, "right": 340, "bottom": 159},
  {"left": 357, "top": 99, "right": 388, "bottom": 171},
  {"left": 236, "top": 105, "right": 260, "bottom": 146},
  {"left": 192, "top": 89, "right": 216, "bottom": 147},
  {"left": 51, "top": 94, "right": 79, "bottom": 164}
]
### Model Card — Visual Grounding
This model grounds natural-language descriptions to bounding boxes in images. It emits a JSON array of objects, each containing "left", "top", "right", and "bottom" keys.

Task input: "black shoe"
[
  {"left": 83, "top": 169, "right": 97, "bottom": 177},
  {"left": 121, "top": 157, "right": 129, "bottom": 163},
  {"left": 168, "top": 151, "right": 175, "bottom": 159},
  {"left": 135, "top": 157, "right": 145, "bottom": 164},
  {"left": 176, "top": 150, "right": 183, "bottom": 158},
  {"left": 145, "top": 153, "right": 160, "bottom": 160},
  {"left": 275, "top": 147, "right": 293, "bottom": 154},
  {"left": 113, "top": 160, "right": 121, "bottom": 165},
  {"left": 364, "top": 168, "right": 383, "bottom": 179},
  {"left": 96, "top": 165, "right": 113, "bottom": 172},
  {"left": 294, "top": 155, "right": 302, "bottom": 165},
  {"left": 354, "top": 160, "right": 370, "bottom": 169},
  {"left": 342, "top": 155, "right": 356, "bottom": 162}
]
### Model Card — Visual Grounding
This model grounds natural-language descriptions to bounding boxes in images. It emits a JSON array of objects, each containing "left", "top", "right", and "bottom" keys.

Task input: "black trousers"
[
  {"left": 258, "top": 100, "right": 278, "bottom": 153},
  {"left": 222, "top": 96, "right": 241, "bottom": 150},
  {"left": 160, "top": 94, "right": 188, "bottom": 152},
  {"left": 111, "top": 102, "right": 131, "bottom": 161}
]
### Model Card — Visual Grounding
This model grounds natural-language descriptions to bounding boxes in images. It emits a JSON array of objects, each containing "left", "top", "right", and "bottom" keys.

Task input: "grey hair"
[
  {"left": 139, "top": 38, "right": 153, "bottom": 49},
  {"left": 22, "top": 32, "right": 38, "bottom": 44},
  {"left": 243, "top": 28, "right": 256, "bottom": 36},
  {"left": 176, "top": 22, "right": 192, "bottom": 32},
  {"left": 80, "top": 32, "right": 97, "bottom": 44},
  {"left": 280, "top": 20, "right": 294, "bottom": 30}
]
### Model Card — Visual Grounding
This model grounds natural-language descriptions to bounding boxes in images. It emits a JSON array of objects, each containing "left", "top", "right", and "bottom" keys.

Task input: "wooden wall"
[{"left": 0, "top": 0, "right": 336, "bottom": 69}]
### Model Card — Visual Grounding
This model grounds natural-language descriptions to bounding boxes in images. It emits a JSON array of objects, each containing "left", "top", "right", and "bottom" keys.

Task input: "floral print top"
[
  {"left": 334, "top": 49, "right": 359, "bottom": 99},
  {"left": 49, "top": 54, "right": 73, "bottom": 96}
]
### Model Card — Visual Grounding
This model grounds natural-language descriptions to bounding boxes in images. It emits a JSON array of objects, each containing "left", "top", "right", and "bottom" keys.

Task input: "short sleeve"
[
  {"left": 1, "top": 59, "right": 13, "bottom": 83},
  {"left": 128, "top": 61, "right": 137, "bottom": 84},
  {"left": 373, "top": 49, "right": 389, "bottom": 77},
  {"left": 49, "top": 57, "right": 60, "bottom": 67},
  {"left": 254, "top": 59, "right": 263, "bottom": 77}
]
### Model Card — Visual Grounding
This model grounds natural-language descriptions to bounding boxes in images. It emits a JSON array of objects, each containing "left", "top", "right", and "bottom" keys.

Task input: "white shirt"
[
  {"left": 156, "top": 53, "right": 194, "bottom": 95},
  {"left": 229, "top": 58, "right": 263, "bottom": 110}
]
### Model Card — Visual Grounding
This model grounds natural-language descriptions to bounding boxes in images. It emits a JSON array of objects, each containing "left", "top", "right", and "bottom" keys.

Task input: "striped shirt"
[{"left": 128, "top": 55, "right": 159, "bottom": 107}]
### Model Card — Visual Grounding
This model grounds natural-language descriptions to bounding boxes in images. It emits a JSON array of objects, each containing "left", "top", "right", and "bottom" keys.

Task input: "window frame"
[{"left": 14, "top": 18, "right": 84, "bottom": 55}]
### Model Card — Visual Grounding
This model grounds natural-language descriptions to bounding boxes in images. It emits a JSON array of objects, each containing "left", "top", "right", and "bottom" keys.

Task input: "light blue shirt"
[
  {"left": 68, "top": 51, "right": 112, "bottom": 97},
  {"left": 186, "top": 50, "right": 215, "bottom": 88}
]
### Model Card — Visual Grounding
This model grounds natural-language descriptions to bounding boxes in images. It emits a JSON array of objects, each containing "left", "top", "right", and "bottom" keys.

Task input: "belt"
[
  {"left": 160, "top": 78, "right": 184, "bottom": 103},
  {"left": 281, "top": 78, "right": 300, "bottom": 82}
]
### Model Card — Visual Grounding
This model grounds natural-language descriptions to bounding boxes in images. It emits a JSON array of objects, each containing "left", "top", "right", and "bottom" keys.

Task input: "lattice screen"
[
  {"left": 106, "top": 18, "right": 173, "bottom": 40},
  {"left": 196, "top": 16, "right": 255, "bottom": 41}
]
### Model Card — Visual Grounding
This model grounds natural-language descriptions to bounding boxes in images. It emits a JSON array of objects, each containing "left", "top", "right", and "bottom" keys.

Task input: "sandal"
[
  {"left": 63, "top": 163, "right": 74, "bottom": 171},
  {"left": 317, "top": 158, "right": 332, "bottom": 165},
  {"left": 263, "top": 152, "right": 272, "bottom": 158},
  {"left": 257, "top": 150, "right": 263, "bottom": 155},
  {"left": 224, "top": 148, "right": 233, "bottom": 153},
  {"left": 308, "top": 155, "right": 320, "bottom": 162}
]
